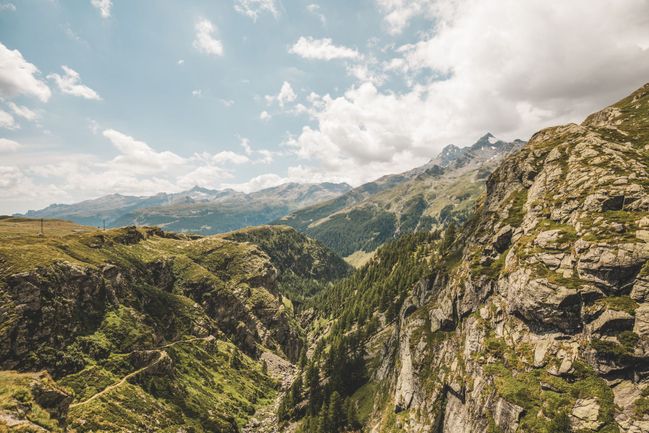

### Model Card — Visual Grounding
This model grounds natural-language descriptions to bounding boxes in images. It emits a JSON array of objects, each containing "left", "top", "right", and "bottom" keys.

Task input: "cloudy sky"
[{"left": 1, "top": 0, "right": 648, "bottom": 214}]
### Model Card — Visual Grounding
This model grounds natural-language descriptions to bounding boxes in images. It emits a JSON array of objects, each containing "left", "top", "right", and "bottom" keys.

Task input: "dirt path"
[
  {"left": 69, "top": 336, "right": 214, "bottom": 409},
  {"left": 70, "top": 351, "right": 167, "bottom": 409}
]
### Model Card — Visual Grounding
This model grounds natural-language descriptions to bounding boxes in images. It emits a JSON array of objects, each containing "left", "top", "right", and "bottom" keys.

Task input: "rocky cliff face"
[
  {"left": 0, "top": 221, "right": 346, "bottom": 432},
  {"left": 365, "top": 84, "right": 649, "bottom": 432}
]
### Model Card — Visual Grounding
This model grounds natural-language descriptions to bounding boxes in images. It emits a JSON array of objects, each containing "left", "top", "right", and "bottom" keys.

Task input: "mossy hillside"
[
  {"left": 0, "top": 219, "right": 278, "bottom": 285},
  {"left": 278, "top": 150, "right": 506, "bottom": 258},
  {"left": 221, "top": 225, "right": 351, "bottom": 281},
  {"left": 480, "top": 330, "right": 618, "bottom": 433},
  {"left": 144, "top": 339, "right": 275, "bottom": 427},
  {"left": 63, "top": 339, "right": 275, "bottom": 433},
  {"left": 0, "top": 219, "right": 315, "bottom": 431},
  {"left": 0, "top": 371, "right": 68, "bottom": 432},
  {"left": 222, "top": 225, "right": 352, "bottom": 305},
  {"left": 598, "top": 83, "right": 649, "bottom": 145}
]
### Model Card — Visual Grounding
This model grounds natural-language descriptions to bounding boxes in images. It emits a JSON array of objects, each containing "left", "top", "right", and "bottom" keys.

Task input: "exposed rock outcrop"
[{"left": 364, "top": 83, "right": 649, "bottom": 432}]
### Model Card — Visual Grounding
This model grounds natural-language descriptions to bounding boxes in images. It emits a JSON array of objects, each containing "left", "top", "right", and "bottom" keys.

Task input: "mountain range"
[
  {"left": 276, "top": 133, "right": 524, "bottom": 261},
  {"left": 1, "top": 83, "right": 648, "bottom": 433},
  {"left": 23, "top": 182, "right": 351, "bottom": 235},
  {"left": 23, "top": 133, "right": 523, "bottom": 263}
]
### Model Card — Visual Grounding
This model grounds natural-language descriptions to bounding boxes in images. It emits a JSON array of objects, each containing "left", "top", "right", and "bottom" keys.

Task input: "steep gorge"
[
  {"left": 0, "top": 221, "right": 347, "bottom": 432},
  {"left": 1, "top": 83, "right": 649, "bottom": 433},
  {"left": 281, "top": 83, "right": 649, "bottom": 433}
]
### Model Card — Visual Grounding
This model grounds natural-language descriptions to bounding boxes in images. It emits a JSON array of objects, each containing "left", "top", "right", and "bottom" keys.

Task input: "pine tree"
[
  {"left": 317, "top": 401, "right": 328, "bottom": 433},
  {"left": 344, "top": 397, "right": 359, "bottom": 430},
  {"left": 291, "top": 374, "right": 303, "bottom": 406},
  {"left": 298, "top": 349, "right": 307, "bottom": 370},
  {"left": 306, "top": 363, "right": 321, "bottom": 415},
  {"left": 328, "top": 391, "right": 343, "bottom": 432},
  {"left": 229, "top": 347, "right": 242, "bottom": 369},
  {"left": 277, "top": 394, "right": 289, "bottom": 421},
  {"left": 441, "top": 222, "right": 457, "bottom": 253}
]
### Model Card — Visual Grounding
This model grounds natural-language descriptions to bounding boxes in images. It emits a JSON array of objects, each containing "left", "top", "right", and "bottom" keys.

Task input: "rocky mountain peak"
[{"left": 374, "top": 83, "right": 649, "bottom": 432}]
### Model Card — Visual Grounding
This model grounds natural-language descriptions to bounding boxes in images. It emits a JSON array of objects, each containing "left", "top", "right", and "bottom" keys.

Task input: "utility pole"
[
  {"left": 103, "top": 219, "right": 106, "bottom": 230},
  {"left": 40, "top": 218, "right": 44, "bottom": 236}
]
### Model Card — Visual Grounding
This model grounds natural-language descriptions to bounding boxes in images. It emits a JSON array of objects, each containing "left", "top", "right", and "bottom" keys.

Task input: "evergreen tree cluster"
[
  {"left": 279, "top": 230, "right": 454, "bottom": 432},
  {"left": 278, "top": 330, "right": 366, "bottom": 432},
  {"left": 314, "top": 231, "right": 440, "bottom": 327}
]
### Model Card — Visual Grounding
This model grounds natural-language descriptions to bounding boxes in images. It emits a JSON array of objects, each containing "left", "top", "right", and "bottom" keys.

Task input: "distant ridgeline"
[
  {"left": 275, "top": 133, "right": 524, "bottom": 260},
  {"left": 21, "top": 135, "right": 522, "bottom": 262},
  {"left": 22, "top": 182, "right": 352, "bottom": 235}
]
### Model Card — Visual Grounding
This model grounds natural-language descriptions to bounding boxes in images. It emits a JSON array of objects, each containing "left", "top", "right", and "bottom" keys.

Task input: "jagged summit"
[
  {"left": 278, "top": 133, "right": 523, "bottom": 258},
  {"left": 304, "top": 82, "right": 649, "bottom": 432},
  {"left": 438, "top": 143, "right": 463, "bottom": 166},
  {"left": 188, "top": 185, "right": 216, "bottom": 193}
]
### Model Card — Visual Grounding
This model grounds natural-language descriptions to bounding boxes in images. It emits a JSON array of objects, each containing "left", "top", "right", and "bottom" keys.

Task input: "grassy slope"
[
  {"left": 0, "top": 219, "right": 344, "bottom": 432},
  {"left": 277, "top": 157, "right": 501, "bottom": 259}
]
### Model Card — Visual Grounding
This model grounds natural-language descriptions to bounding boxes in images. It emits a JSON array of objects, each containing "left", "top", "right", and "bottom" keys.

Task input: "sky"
[{"left": 1, "top": 0, "right": 649, "bottom": 214}]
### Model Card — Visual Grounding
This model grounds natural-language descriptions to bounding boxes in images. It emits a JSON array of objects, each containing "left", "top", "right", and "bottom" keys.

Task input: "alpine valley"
[{"left": 1, "top": 82, "right": 649, "bottom": 433}]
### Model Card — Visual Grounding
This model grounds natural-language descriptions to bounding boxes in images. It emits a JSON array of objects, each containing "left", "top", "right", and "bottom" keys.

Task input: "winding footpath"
[{"left": 69, "top": 336, "right": 214, "bottom": 409}]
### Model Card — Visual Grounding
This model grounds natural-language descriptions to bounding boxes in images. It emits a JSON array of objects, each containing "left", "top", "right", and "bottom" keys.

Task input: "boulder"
[
  {"left": 571, "top": 398, "right": 603, "bottom": 431},
  {"left": 589, "top": 309, "right": 635, "bottom": 335},
  {"left": 535, "top": 229, "right": 563, "bottom": 249},
  {"left": 493, "top": 225, "right": 514, "bottom": 253},
  {"left": 505, "top": 270, "right": 582, "bottom": 333},
  {"left": 493, "top": 398, "right": 523, "bottom": 433}
]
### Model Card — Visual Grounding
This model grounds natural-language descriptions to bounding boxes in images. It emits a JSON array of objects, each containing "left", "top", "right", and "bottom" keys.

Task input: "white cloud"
[
  {"left": 237, "top": 137, "right": 274, "bottom": 164},
  {"left": 234, "top": 0, "right": 279, "bottom": 21},
  {"left": 0, "top": 130, "right": 259, "bottom": 213},
  {"left": 306, "top": 4, "right": 326, "bottom": 25},
  {"left": 177, "top": 59, "right": 185, "bottom": 65},
  {"left": 259, "top": 110, "right": 271, "bottom": 121},
  {"left": 103, "top": 129, "right": 185, "bottom": 174},
  {"left": 223, "top": 173, "right": 286, "bottom": 193},
  {"left": 192, "top": 89, "right": 203, "bottom": 98},
  {"left": 277, "top": 81, "right": 296, "bottom": 106},
  {"left": 240, "top": 137, "right": 253, "bottom": 155},
  {"left": 8, "top": 102, "right": 37, "bottom": 121},
  {"left": 289, "top": 37, "right": 360, "bottom": 60},
  {"left": 0, "top": 42, "right": 51, "bottom": 102},
  {"left": 256, "top": 149, "right": 274, "bottom": 164},
  {"left": 47, "top": 66, "right": 101, "bottom": 100},
  {"left": 211, "top": 150, "right": 250, "bottom": 165},
  {"left": 0, "top": 166, "right": 26, "bottom": 190},
  {"left": 220, "top": 98, "right": 235, "bottom": 107},
  {"left": 193, "top": 18, "right": 223, "bottom": 56},
  {"left": 287, "top": 0, "right": 649, "bottom": 186},
  {"left": 288, "top": 83, "right": 433, "bottom": 184},
  {"left": 265, "top": 81, "right": 296, "bottom": 108},
  {"left": 375, "top": 0, "right": 437, "bottom": 35},
  {"left": 0, "top": 109, "right": 17, "bottom": 130},
  {"left": 0, "top": 138, "right": 20, "bottom": 151},
  {"left": 347, "top": 62, "right": 386, "bottom": 86},
  {"left": 0, "top": 3, "right": 15, "bottom": 12},
  {"left": 176, "top": 165, "right": 233, "bottom": 190},
  {"left": 90, "top": 0, "right": 112, "bottom": 18}
]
